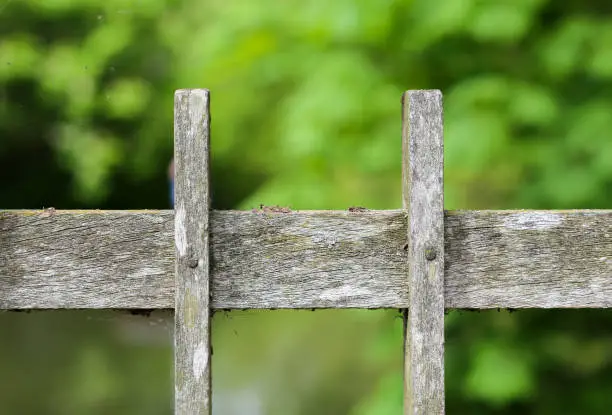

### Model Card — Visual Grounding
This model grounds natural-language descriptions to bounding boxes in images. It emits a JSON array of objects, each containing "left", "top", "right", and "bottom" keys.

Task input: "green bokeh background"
[{"left": 1, "top": 0, "right": 612, "bottom": 414}]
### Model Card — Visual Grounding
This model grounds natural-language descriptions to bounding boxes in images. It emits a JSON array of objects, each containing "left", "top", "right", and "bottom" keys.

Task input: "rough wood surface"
[
  {"left": 173, "top": 89, "right": 212, "bottom": 415},
  {"left": 0, "top": 209, "right": 173, "bottom": 309},
  {"left": 211, "top": 210, "right": 408, "bottom": 308},
  {"left": 446, "top": 209, "right": 612, "bottom": 308},
  {"left": 402, "top": 90, "right": 445, "bottom": 414},
  {"left": 1, "top": 210, "right": 611, "bottom": 309}
]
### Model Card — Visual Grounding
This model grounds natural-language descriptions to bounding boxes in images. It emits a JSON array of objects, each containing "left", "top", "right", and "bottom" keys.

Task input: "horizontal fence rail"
[{"left": 1, "top": 209, "right": 610, "bottom": 310}]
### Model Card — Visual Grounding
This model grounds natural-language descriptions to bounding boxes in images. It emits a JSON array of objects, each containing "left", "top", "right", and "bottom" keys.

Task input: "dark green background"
[{"left": 1, "top": 0, "right": 611, "bottom": 413}]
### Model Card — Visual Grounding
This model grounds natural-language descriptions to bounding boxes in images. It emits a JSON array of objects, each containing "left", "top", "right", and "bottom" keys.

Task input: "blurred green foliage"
[{"left": 1, "top": 0, "right": 612, "bottom": 414}]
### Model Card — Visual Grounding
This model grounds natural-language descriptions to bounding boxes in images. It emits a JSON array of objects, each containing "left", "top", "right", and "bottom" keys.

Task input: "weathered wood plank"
[
  {"left": 174, "top": 89, "right": 212, "bottom": 415},
  {"left": 1, "top": 210, "right": 611, "bottom": 309},
  {"left": 211, "top": 209, "right": 408, "bottom": 308},
  {"left": 0, "top": 209, "right": 174, "bottom": 309},
  {"left": 445, "top": 209, "right": 612, "bottom": 308},
  {"left": 0, "top": 209, "right": 408, "bottom": 309},
  {"left": 402, "top": 90, "right": 445, "bottom": 414}
]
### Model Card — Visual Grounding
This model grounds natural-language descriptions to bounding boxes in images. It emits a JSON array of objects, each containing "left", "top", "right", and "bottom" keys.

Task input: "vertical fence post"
[
  {"left": 402, "top": 90, "right": 445, "bottom": 414},
  {"left": 174, "top": 89, "right": 212, "bottom": 415}
]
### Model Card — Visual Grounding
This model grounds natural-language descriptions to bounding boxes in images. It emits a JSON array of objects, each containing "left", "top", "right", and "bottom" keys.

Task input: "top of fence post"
[
  {"left": 174, "top": 88, "right": 212, "bottom": 415},
  {"left": 402, "top": 90, "right": 445, "bottom": 414}
]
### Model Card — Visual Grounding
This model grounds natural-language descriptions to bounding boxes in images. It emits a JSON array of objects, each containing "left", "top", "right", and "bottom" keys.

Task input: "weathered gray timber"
[
  {"left": 1, "top": 88, "right": 611, "bottom": 415},
  {"left": 445, "top": 209, "right": 612, "bottom": 308},
  {"left": 1, "top": 210, "right": 610, "bottom": 310},
  {"left": 402, "top": 90, "right": 445, "bottom": 414},
  {"left": 173, "top": 89, "right": 212, "bottom": 414}
]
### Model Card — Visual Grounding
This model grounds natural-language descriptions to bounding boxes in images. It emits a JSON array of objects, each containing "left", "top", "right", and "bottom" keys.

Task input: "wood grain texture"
[
  {"left": 0, "top": 209, "right": 407, "bottom": 309},
  {"left": 445, "top": 210, "right": 612, "bottom": 308},
  {"left": 1, "top": 210, "right": 611, "bottom": 309},
  {"left": 211, "top": 209, "right": 408, "bottom": 308},
  {"left": 402, "top": 90, "right": 445, "bottom": 414},
  {"left": 0, "top": 209, "right": 174, "bottom": 309},
  {"left": 174, "top": 89, "right": 212, "bottom": 415}
]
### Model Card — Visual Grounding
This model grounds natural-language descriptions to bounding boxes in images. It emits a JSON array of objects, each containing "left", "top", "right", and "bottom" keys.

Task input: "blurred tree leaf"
[{"left": 465, "top": 341, "right": 536, "bottom": 406}]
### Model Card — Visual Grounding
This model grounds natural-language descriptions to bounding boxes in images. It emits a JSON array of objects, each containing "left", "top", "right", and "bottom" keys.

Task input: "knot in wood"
[
  {"left": 424, "top": 246, "right": 437, "bottom": 261},
  {"left": 187, "top": 258, "right": 199, "bottom": 268}
]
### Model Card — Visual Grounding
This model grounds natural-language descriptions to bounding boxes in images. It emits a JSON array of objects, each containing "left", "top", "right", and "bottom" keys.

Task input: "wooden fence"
[{"left": 1, "top": 89, "right": 611, "bottom": 414}]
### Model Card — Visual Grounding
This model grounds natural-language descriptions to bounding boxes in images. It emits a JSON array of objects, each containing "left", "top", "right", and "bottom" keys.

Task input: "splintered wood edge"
[{"left": 1, "top": 209, "right": 611, "bottom": 310}]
